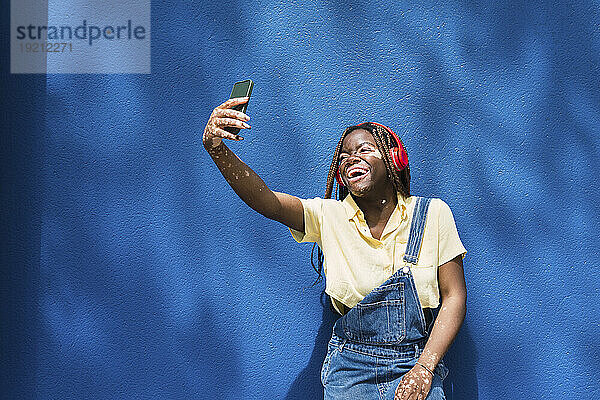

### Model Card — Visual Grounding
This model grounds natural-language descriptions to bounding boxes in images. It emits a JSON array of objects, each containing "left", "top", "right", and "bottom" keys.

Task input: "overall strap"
[{"left": 403, "top": 197, "right": 432, "bottom": 265}]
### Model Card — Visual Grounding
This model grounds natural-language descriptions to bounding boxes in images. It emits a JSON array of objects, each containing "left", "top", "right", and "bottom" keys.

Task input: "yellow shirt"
[{"left": 289, "top": 194, "right": 466, "bottom": 314}]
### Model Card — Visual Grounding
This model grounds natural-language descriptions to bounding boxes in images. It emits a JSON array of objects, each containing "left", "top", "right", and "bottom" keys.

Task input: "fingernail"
[
  {"left": 242, "top": 123, "right": 250, "bottom": 129},
  {"left": 237, "top": 136, "right": 244, "bottom": 140}
]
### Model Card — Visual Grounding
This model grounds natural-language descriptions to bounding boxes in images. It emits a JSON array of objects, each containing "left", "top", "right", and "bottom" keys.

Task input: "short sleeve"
[
  {"left": 437, "top": 200, "right": 467, "bottom": 266},
  {"left": 289, "top": 197, "right": 324, "bottom": 243}
]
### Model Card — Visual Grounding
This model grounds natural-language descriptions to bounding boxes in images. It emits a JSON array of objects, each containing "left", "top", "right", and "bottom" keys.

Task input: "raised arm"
[{"left": 203, "top": 97, "right": 305, "bottom": 232}]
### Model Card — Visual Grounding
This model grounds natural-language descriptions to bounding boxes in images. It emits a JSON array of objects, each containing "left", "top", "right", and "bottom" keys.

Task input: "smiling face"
[{"left": 338, "top": 128, "right": 391, "bottom": 197}]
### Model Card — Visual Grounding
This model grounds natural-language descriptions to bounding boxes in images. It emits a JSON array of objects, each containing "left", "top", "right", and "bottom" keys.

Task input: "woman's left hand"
[{"left": 394, "top": 364, "right": 433, "bottom": 400}]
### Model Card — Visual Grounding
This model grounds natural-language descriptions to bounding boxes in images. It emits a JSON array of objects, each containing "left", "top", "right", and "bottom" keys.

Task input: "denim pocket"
[
  {"left": 320, "top": 345, "right": 335, "bottom": 386},
  {"left": 342, "top": 282, "right": 406, "bottom": 344}
]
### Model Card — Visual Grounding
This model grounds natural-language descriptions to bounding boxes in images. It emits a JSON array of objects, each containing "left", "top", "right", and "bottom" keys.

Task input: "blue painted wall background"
[{"left": 2, "top": 1, "right": 599, "bottom": 399}]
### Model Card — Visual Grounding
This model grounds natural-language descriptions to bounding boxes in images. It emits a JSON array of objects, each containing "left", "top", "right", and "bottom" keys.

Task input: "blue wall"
[{"left": 3, "top": 1, "right": 599, "bottom": 399}]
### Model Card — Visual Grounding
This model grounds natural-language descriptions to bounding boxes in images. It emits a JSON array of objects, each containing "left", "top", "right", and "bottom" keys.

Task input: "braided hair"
[{"left": 310, "top": 122, "right": 411, "bottom": 285}]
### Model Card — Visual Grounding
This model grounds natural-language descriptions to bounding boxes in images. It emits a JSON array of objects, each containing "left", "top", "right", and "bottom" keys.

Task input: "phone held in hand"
[{"left": 226, "top": 79, "right": 253, "bottom": 135}]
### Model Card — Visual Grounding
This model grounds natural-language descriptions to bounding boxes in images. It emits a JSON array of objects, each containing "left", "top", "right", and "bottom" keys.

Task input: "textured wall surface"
[{"left": 2, "top": 1, "right": 600, "bottom": 399}]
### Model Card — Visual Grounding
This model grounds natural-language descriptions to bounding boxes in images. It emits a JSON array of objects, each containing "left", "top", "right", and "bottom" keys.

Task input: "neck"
[{"left": 353, "top": 186, "right": 397, "bottom": 224}]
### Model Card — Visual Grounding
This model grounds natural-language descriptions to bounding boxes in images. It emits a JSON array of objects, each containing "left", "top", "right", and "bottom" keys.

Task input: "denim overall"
[{"left": 321, "top": 197, "right": 448, "bottom": 400}]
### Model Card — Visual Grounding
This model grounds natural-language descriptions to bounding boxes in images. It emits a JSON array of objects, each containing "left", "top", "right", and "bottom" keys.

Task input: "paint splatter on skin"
[
  {"left": 203, "top": 97, "right": 290, "bottom": 225},
  {"left": 420, "top": 349, "right": 440, "bottom": 368},
  {"left": 371, "top": 149, "right": 383, "bottom": 159},
  {"left": 340, "top": 143, "right": 382, "bottom": 160},
  {"left": 395, "top": 366, "right": 433, "bottom": 400},
  {"left": 395, "top": 348, "right": 441, "bottom": 400},
  {"left": 338, "top": 143, "right": 382, "bottom": 166},
  {"left": 202, "top": 97, "right": 250, "bottom": 150}
]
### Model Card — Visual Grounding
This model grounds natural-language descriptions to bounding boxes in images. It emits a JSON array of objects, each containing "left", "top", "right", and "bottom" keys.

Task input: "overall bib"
[{"left": 321, "top": 197, "right": 448, "bottom": 400}]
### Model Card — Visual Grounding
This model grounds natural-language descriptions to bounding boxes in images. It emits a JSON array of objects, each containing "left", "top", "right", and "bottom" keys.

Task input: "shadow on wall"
[
  {"left": 444, "top": 322, "right": 479, "bottom": 400},
  {"left": 285, "top": 291, "right": 338, "bottom": 400},
  {"left": 1, "top": 70, "right": 45, "bottom": 398}
]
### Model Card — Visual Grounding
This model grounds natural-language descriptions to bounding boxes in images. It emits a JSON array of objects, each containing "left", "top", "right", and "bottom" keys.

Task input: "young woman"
[{"left": 203, "top": 96, "right": 467, "bottom": 400}]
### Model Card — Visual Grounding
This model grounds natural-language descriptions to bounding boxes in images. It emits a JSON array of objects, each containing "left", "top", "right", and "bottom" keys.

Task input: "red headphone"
[{"left": 336, "top": 122, "right": 408, "bottom": 187}]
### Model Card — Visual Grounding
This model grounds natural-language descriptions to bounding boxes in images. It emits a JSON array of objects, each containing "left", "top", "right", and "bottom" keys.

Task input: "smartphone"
[{"left": 226, "top": 79, "right": 254, "bottom": 135}]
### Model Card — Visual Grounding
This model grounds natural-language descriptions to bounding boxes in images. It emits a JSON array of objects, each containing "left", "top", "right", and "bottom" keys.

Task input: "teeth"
[{"left": 347, "top": 166, "right": 368, "bottom": 178}]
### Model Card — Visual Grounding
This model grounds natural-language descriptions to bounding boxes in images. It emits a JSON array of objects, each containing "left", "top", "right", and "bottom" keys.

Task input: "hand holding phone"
[
  {"left": 202, "top": 80, "right": 253, "bottom": 150},
  {"left": 225, "top": 79, "right": 253, "bottom": 135}
]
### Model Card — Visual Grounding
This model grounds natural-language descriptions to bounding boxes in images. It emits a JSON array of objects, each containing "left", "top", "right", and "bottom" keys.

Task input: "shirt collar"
[{"left": 342, "top": 193, "right": 408, "bottom": 222}]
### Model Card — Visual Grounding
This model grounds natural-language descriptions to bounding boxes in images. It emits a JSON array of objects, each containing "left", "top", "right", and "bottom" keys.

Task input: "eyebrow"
[{"left": 340, "top": 141, "right": 377, "bottom": 153}]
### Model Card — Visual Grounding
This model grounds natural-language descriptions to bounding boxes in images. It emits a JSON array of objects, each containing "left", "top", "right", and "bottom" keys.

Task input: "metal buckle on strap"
[{"left": 401, "top": 263, "right": 411, "bottom": 275}]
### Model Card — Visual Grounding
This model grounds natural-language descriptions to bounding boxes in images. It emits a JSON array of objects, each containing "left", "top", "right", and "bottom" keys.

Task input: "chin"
[{"left": 348, "top": 183, "right": 373, "bottom": 197}]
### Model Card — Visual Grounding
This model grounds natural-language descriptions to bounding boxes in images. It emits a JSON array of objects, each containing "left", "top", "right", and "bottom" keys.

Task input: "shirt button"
[{"left": 402, "top": 266, "right": 410, "bottom": 274}]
